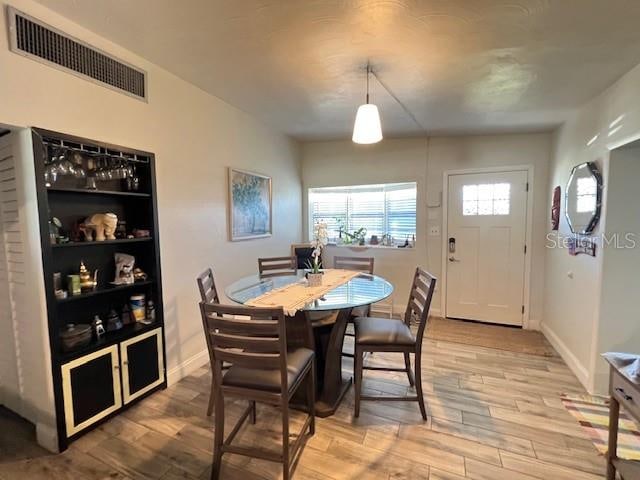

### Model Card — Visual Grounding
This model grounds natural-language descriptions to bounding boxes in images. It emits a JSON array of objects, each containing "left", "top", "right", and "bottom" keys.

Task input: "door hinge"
[
  {"left": 522, "top": 305, "right": 525, "bottom": 314},
  {"left": 526, "top": 182, "right": 529, "bottom": 192},
  {"left": 524, "top": 244, "right": 527, "bottom": 254}
]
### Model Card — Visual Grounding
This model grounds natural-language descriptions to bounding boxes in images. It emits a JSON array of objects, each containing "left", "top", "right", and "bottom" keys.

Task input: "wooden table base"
[{"left": 288, "top": 307, "right": 354, "bottom": 417}]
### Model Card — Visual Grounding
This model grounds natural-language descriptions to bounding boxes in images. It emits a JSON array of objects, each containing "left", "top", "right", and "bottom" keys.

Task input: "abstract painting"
[{"left": 228, "top": 168, "right": 272, "bottom": 241}]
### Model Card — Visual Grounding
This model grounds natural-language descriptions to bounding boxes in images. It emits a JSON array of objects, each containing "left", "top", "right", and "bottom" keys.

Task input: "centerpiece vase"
[{"left": 307, "top": 272, "right": 323, "bottom": 287}]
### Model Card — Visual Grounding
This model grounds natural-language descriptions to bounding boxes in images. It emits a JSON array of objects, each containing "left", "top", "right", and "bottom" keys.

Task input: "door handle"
[{"left": 449, "top": 256, "right": 460, "bottom": 262}]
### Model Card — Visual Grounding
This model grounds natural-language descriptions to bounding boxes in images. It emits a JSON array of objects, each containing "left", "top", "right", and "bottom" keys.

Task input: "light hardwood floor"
[{"left": 0, "top": 327, "right": 606, "bottom": 480}]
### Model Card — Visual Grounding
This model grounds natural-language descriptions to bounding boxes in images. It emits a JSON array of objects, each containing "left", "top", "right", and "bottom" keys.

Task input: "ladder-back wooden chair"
[
  {"left": 353, "top": 267, "right": 436, "bottom": 420},
  {"left": 197, "top": 267, "right": 220, "bottom": 304},
  {"left": 334, "top": 256, "right": 374, "bottom": 358},
  {"left": 197, "top": 268, "right": 225, "bottom": 416},
  {"left": 258, "top": 256, "right": 297, "bottom": 278},
  {"left": 200, "top": 302, "right": 315, "bottom": 480}
]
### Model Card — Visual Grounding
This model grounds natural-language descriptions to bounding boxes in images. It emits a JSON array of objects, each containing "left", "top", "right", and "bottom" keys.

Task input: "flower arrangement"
[{"left": 307, "top": 222, "right": 328, "bottom": 285}]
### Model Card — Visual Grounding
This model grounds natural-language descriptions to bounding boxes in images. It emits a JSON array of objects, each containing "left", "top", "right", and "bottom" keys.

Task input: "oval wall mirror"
[{"left": 565, "top": 161, "right": 602, "bottom": 235}]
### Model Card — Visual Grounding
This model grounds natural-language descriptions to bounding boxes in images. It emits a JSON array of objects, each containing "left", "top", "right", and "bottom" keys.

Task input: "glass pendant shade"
[{"left": 352, "top": 103, "right": 383, "bottom": 144}]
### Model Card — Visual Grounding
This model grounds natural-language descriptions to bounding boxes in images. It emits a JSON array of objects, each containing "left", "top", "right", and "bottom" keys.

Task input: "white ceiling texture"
[{"left": 36, "top": 0, "right": 640, "bottom": 140}]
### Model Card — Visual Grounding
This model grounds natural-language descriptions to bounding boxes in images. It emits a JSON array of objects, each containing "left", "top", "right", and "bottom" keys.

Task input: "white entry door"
[{"left": 446, "top": 170, "right": 528, "bottom": 326}]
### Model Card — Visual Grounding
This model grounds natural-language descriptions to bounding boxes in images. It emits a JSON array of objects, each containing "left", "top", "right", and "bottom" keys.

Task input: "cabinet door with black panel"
[
  {"left": 61, "top": 345, "right": 122, "bottom": 437},
  {"left": 120, "top": 328, "right": 164, "bottom": 404}
]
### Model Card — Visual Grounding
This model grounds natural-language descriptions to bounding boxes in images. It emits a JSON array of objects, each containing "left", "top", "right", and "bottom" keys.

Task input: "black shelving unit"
[
  {"left": 47, "top": 187, "right": 152, "bottom": 198},
  {"left": 52, "top": 237, "right": 153, "bottom": 248},
  {"left": 32, "top": 128, "right": 166, "bottom": 451},
  {"left": 56, "top": 280, "right": 154, "bottom": 303}
]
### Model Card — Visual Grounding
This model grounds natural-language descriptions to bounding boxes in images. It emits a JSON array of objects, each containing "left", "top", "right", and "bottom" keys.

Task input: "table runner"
[{"left": 246, "top": 269, "right": 360, "bottom": 315}]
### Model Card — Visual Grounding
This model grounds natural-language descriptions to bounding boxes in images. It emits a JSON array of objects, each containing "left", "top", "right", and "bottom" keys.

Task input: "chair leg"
[
  {"left": 414, "top": 351, "right": 427, "bottom": 421},
  {"left": 307, "top": 362, "right": 316, "bottom": 435},
  {"left": 211, "top": 391, "right": 224, "bottom": 480},
  {"left": 354, "top": 346, "right": 363, "bottom": 418},
  {"left": 404, "top": 352, "right": 415, "bottom": 387},
  {"left": 250, "top": 400, "right": 257, "bottom": 424},
  {"left": 282, "top": 399, "right": 290, "bottom": 480},
  {"left": 206, "top": 376, "right": 215, "bottom": 416}
]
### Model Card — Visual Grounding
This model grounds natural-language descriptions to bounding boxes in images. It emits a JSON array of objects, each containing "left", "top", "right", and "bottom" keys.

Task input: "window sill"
[{"left": 326, "top": 243, "right": 416, "bottom": 251}]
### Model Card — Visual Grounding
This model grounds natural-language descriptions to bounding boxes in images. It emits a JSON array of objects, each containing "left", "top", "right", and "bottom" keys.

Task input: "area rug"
[
  {"left": 561, "top": 394, "right": 640, "bottom": 460},
  {"left": 425, "top": 316, "right": 557, "bottom": 357}
]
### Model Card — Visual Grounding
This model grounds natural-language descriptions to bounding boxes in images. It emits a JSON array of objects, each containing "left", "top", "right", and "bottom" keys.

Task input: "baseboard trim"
[
  {"left": 540, "top": 322, "right": 590, "bottom": 390},
  {"left": 166, "top": 349, "right": 209, "bottom": 386},
  {"left": 36, "top": 422, "right": 59, "bottom": 453}
]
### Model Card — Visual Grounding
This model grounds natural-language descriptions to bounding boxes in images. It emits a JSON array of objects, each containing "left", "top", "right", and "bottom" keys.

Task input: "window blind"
[{"left": 309, "top": 182, "right": 417, "bottom": 242}]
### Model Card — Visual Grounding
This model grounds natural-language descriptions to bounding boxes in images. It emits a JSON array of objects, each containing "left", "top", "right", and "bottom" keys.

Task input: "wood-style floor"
[{"left": 0, "top": 324, "right": 606, "bottom": 480}]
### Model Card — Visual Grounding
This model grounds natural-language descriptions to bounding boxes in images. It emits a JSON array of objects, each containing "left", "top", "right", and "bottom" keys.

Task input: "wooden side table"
[{"left": 606, "top": 359, "right": 640, "bottom": 480}]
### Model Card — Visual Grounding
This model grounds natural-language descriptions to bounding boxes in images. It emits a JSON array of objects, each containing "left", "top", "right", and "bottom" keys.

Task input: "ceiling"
[{"left": 35, "top": 0, "right": 640, "bottom": 140}]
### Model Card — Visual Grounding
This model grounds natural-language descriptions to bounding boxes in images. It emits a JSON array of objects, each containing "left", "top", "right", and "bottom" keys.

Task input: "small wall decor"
[
  {"left": 228, "top": 168, "right": 272, "bottom": 241},
  {"left": 568, "top": 235, "right": 597, "bottom": 257},
  {"left": 551, "top": 186, "right": 561, "bottom": 230}
]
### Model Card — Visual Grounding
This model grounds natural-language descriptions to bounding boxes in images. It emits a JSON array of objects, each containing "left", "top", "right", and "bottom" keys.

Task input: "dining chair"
[
  {"left": 291, "top": 243, "right": 323, "bottom": 270},
  {"left": 200, "top": 302, "right": 315, "bottom": 480},
  {"left": 353, "top": 267, "right": 436, "bottom": 420},
  {"left": 196, "top": 268, "right": 227, "bottom": 417},
  {"left": 334, "top": 256, "right": 374, "bottom": 358},
  {"left": 197, "top": 267, "right": 220, "bottom": 304},
  {"left": 258, "top": 256, "right": 297, "bottom": 278}
]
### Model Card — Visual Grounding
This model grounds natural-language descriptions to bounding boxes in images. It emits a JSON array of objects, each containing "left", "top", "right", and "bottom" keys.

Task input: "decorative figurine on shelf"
[
  {"left": 113, "top": 253, "right": 135, "bottom": 285},
  {"left": 133, "top": 267, "right": 148, "bottom": 282},
  {"left": 82, "top": 213, "right": 118, "bottom": 241},
  {"left": 92, "top": 315, "right": 105, "bottom": 340},
  {"left": 78, "top": 261, "right": 98, "bottom": 292}
]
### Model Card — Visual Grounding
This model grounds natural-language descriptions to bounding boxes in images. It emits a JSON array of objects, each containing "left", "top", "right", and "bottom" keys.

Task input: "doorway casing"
[{"left": 440, "top": 165, "right": 535, "bottom": 329}]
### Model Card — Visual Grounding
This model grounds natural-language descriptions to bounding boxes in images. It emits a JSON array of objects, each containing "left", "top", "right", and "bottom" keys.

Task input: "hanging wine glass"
[
  {"left": 55, "top": 148, "right": 73, "bottom": 176},
  {"left": 71, "top": 151, "right": 86, "bottom": 179}
]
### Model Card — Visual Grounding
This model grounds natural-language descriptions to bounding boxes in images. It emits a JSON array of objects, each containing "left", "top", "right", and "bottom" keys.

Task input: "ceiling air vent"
[{"left": 6, "top": 6, "right": 147, "bottom": 101}]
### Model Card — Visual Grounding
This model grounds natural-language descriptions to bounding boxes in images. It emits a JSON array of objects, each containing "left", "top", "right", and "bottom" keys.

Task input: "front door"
[{"left": 446, "top": 170, "right": 528, "bottom": 326}]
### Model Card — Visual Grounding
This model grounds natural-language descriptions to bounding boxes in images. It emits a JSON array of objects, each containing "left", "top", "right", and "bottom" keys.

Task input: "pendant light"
[{"left": 352, "top": 64, "right": 383, "bottom": 144}]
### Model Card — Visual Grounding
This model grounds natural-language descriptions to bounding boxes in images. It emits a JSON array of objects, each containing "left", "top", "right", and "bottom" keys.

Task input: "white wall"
[
  {"left": 0, "top": 0, "right": 302, "bottom": 425},
  {"left": 302, "top": 133, "right": 551, "bottom": 324},
  {"left": 598, "top": 145, "right": 640, "bottom": 388},
  {"left": 542, "top": 62, "right": 640, "bottom": 393}
]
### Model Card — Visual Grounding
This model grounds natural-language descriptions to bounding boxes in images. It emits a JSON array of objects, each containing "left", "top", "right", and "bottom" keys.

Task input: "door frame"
[{"left": 441, "top": 165, "right": 535, "bottom": 329}]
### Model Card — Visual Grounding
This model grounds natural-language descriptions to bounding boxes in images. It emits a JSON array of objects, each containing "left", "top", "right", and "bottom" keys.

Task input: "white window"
[
  {"left": 463, "top": 183, "right": 510, "bottom": 216},
  {"left": 308, "top": 182, "right": 417, "bottom": 242}
]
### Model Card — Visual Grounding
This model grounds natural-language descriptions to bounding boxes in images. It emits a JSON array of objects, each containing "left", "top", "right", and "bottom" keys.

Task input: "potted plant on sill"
[{"left": 306, "top": 221, "right": 328, "bottom": 287}]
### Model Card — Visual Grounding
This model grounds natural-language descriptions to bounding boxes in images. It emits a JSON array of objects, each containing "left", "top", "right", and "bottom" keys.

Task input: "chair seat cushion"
[
  {"left": 354, "top": 317, "right": 416, "bottom": 346},
  {"left": 222, "top": 348, "right": 313, "bottom": 392}
]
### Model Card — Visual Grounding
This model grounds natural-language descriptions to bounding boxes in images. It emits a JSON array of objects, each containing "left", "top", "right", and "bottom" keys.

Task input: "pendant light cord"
[
  {"left": 369, "top": 68, "right": 428, "bottom": 137},
  {"left": 366, "top": 63, "right": 370, "bottom": 104}
]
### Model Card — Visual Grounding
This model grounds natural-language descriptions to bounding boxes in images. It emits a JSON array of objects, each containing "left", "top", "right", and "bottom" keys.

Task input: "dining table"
[{"left": 225, "top": 269, "right": 394, "bottom": 417}]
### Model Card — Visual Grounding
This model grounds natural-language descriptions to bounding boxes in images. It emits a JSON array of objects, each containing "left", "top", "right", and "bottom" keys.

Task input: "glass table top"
[{"left": 225, "top": 270, "right": 394, "bottom": 312}]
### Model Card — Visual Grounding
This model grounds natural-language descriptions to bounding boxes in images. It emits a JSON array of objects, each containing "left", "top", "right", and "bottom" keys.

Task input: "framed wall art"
[{"left": 228, "top": 168, "right": 272, "bottom": 241}]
